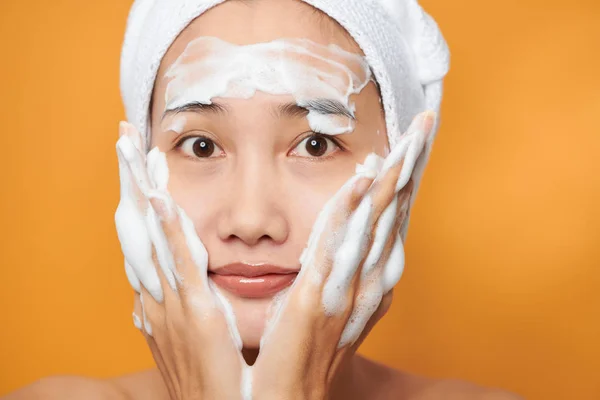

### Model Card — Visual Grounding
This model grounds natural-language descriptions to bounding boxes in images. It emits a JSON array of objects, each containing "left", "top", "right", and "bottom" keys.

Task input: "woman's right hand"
[{"left": 115, "top": 122, "right": 245, "bottom": 400}]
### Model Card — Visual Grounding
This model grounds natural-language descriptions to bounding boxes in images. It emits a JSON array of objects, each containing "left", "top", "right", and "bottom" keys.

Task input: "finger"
[
  {"left": 380, "top": 110, "right": 435, "bottom": 193},
  {"left": 396, "top": 111, "right": 435, "bottom": 193},
  {"left": 147, "top": 197, "right": 216, "bottom": 311},
  {"left": 149, "top": 231, "right": 180, "bottom": 306},
  {"left": 140, "top": 285, "right": 166, "bottom": 337},
  {"left": 125, "top": 260, "right": 141, "bottom": 294},
  {"left": 116, "top": 131, "right": 153, "bottom": 200},
  {"left": 381, "top": 195, "right": 412, "bottom": 293},
  {"left": 337, "top": 189, "right": 408, "bottom": 348},
  {"left": 115, "top": 139, "right": 163, "bottom": 303},
  {"left": 137, "top": 289, "right": 181, "bottom": 400},
  {"left": 361, "top": 179, "right": 414, "bottom": 280},
  {"left": 349, "top": 290, "right": 394, "bottom": 354},
  {"left": 133, "top": 292, "right": 143, "bottom": 330},
  {"left": 146, "top": 202, "right": 179, "bottom": 293},
  {"left": 142, "top": 326, "right": 180, "bottom": 399},
  {"left": 120, "top": 121, "right": 145, "bottom": 156}
]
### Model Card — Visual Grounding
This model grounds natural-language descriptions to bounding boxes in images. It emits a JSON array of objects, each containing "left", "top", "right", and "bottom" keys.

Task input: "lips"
[{"left": 209, "top": 263, "right": 298, "bottom": 298}]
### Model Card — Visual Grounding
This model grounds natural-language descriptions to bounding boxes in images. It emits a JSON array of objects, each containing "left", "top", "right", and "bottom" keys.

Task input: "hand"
[
  {"left": 250, "top": 111, "right": 435, "bottom": 400},
  {"left": 115, "top": 122, "right": 245, "bottom": 400}
]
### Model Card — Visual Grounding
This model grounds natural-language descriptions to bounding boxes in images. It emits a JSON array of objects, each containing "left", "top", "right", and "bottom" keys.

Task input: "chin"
[{"left": 217, "top": 290, "right": 275, "bottom": 348}]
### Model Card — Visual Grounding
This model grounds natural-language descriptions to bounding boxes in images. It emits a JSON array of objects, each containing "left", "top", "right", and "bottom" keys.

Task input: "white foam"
[
  {"left": 115, "top": 143, "right": 163, "bottom": 302},
  {"left": 140, "top": 292, "right": 153, "bottom": 336},
  {"left": 164, "top": 37, "right": 371, "bottom": 135},
  {"left": 209, "top": 281, "right": 244, "bottom": 351},
  {"left": 381, "top": 231, "right": 405, "bottom": 294},
  {"left": 322, "top": 195, "right": 373, "bottom": 316},
  {"left": 241, "top": 364, "right": 253, "bottom": 400},
  {"left": 165, "top": 115, "right": 187, "bottom": 134},
  {"left": 132, "top": 312, "right": 142, "bottom": 330}
]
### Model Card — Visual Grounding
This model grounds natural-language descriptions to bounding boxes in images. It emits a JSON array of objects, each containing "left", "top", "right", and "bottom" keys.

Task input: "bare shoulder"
[
  {"left": 111, "top": 369, "right": 169, "bottom": 400},
  {"left": 3, "top": 376, "right": 129, "bottom": 400},
  {"left": 415, "top": 379, "right": 524, "bottom": 400},
  {"left": 353, "top": 355, "right": 523, "bottom": 400},
  {"left": 3, "top": 370, "right": 167, "bottom": 400}
]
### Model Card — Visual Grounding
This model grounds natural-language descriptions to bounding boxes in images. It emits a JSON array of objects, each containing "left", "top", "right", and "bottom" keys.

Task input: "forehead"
[{"left": 156, "top": 0, "right": 364, "bottom": 85}]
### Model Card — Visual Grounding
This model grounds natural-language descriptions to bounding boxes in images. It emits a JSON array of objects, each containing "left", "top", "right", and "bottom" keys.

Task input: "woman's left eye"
[{"left": 291, "top": 134, "right": 341, "bottom": 158}]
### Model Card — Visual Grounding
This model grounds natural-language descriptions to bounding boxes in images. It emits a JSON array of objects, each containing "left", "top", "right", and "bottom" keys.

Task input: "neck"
[{"left": 241, "top": 347, "right": 362, "bottom": 399}]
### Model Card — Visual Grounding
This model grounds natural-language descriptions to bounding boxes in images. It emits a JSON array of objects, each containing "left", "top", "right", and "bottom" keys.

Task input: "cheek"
[
  {"left": 283, "top": 167, "right": 351, "bottom": 239},
  {"left": 162, "top": 157, "right": 223, "bottom": 240}
]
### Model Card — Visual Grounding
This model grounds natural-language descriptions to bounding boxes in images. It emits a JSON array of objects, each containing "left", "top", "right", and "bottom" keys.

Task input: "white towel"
[{"left": 119, "top": 0, "right": 450, "bottom": 239}]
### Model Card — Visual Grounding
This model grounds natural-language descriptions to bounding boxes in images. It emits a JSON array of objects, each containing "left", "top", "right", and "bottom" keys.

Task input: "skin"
[{"left": 3, "top": 0, "right": 523, "bottom": 399}]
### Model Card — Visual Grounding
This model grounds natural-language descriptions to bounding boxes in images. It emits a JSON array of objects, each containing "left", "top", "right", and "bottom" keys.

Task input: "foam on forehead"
[{"left": 163, "top": 37, "right": 372, "bottom": 135}]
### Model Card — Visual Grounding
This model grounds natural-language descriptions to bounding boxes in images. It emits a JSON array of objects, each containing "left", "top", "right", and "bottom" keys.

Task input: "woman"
[{"left": 6, "top": 0, "right": 520, "bottom": 399}]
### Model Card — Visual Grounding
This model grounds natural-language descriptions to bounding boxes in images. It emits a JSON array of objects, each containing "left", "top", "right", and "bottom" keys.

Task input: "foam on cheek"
[{"left": 164, "top": 37, "right": 371, "bottom": 135}]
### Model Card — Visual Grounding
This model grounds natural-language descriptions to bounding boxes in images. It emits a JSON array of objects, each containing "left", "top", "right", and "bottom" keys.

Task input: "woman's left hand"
[{"left": 251, "top": 111, "right": 434, "bottom": 400}]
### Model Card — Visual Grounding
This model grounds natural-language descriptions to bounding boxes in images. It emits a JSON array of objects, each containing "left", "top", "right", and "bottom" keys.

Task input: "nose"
[{"left": 216, "top": 165, "right": 289, "bottom": 247}]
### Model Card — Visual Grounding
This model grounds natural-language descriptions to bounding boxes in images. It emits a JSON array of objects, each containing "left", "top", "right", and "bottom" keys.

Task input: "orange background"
[{"left": 1, "top": 0, "right": 598, "bottom": 399}]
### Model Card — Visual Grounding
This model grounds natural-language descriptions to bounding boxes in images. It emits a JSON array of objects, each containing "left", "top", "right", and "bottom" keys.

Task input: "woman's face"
[{"left": 150, "top": 0, "right": 388, "bottom": 348}]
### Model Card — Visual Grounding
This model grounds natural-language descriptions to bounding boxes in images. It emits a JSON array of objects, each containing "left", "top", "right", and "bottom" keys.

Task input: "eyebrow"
[
  {"left": 162, "top": 98, "right": 355, "bottom": 121},
  {"left": 162, "top": 101, "right": 228, "bottom": 121},
  {"left": 277, "top": 99, "right": 355, "bottom": 120}
]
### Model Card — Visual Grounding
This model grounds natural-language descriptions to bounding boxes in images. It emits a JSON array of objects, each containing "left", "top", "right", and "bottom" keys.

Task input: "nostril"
[{"left": 226, "top": 233, "right": 273, "bottom": 246}]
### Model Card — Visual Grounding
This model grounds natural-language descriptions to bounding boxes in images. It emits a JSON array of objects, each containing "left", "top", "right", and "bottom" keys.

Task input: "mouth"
[{"left": 208, "top": 262, "right": 299, "bottom": 299}]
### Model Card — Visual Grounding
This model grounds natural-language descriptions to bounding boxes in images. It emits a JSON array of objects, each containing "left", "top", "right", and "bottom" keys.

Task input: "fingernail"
[
  {"left": 421, "top": 111, "right": 436, "bottom": 139},
  {"left": 119, "top": 121, "right": 127, "bottom": 138}
]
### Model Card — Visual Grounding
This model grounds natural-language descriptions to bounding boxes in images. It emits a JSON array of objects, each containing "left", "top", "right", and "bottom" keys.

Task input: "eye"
[
  {"left": 291, "top": 134, "right": 341, "bottom": 158},
  {"left": 177, "top": 136, "right": 224, "bottom": 159}
]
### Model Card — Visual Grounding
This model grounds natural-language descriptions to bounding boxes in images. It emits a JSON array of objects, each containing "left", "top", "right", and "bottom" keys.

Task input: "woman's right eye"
[{"left": 177, "top": 136, "right": 224, "bottom": 159}]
